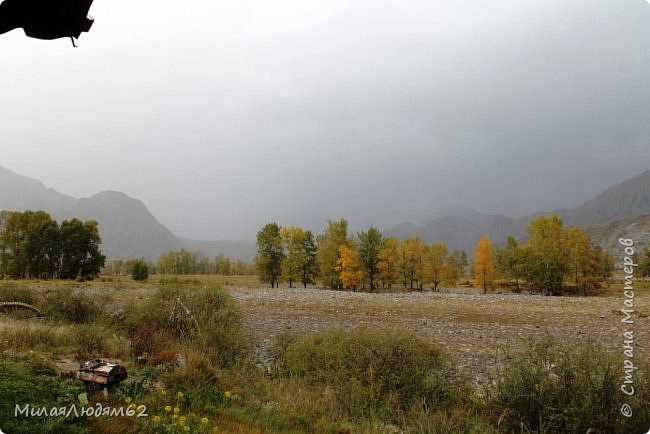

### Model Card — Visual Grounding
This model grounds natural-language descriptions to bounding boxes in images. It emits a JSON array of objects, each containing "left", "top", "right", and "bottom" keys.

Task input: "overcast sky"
[{"left": 2, "top": 0, "right": 650, "bottom": 239}]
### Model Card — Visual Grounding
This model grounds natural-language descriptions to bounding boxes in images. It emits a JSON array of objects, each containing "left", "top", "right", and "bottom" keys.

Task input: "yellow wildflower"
[
  {"left": 201, "top": 417, "right": 209, "bottom": 424},
  {"left": 224, "top": 391, "right": 232, "bottom": 399},
  {"left": 173, "top": 407, "right": 180, "bottom": 414},
  {"left": 183, "top": 427, "right": 190, "bottom": 432},
  {"left": 124, "top": 397, "right": 132, "bottom": 404},
  {"left": 164, "top": 405, "right": 172, "bottom": 413},
  {"left": 153, "top": 416, "right": 161, "bottom": 423}
]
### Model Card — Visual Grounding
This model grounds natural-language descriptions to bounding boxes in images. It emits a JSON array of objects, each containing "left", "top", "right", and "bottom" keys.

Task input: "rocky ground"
[{"left": 230, "top": 286, "right": 650, "bottom": 389}]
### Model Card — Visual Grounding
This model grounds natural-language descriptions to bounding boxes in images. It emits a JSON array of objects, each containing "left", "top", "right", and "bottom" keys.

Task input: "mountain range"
[
  {"left": 1, "top": 164, "right": 649, "bottom": 260},
  {"left": 385, "top": 169, "right": 650, "bottom": 253},
  {"left": 0, "top": 165, "right": 255, "bottom": 261}
]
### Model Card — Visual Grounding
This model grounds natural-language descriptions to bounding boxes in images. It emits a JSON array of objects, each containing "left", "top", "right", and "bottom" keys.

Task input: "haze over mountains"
[{"left": 1, "top": 164, "right": 649, "bottom": 261}]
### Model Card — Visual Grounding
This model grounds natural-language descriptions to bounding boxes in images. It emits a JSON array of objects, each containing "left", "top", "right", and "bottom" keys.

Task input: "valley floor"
[{"left": 231, "top": 285, "right": 650, "bottom": 388}]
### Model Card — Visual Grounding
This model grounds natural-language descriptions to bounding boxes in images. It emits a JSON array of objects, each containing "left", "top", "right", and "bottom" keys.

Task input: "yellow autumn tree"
[
  {"left": 398, "top": 237, "right": 426, "bottom": 289},
  {"left": 424, "top": 242, "right": 459, "bottom": 291},
  {"left": 336, "top": 245, "right": 364, "bottom": 291},
  {"left": 377, "top": 236, "right": 399, "bottom": 289},
  {"left": 473, "top": 235, "right": 497, "bottom": 294}
]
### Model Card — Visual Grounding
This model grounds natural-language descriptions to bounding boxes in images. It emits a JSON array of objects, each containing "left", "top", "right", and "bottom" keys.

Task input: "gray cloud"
[{"left": 2, "top": 0, "right": 649, "bottom": 239}]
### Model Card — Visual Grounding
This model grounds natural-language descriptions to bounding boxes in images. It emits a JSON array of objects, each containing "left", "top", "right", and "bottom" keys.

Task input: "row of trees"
[
  {"left": 156, "top": 250, "right": 254, "bottom": 275},
  {"left": 256, "top": 219, "right": 470, "bottom": 291},
  {"left": 256, "top": 215, "right": 616, "bottom": 295},
  {"left": 0, "top": 210, "right": 105, "bottom": 280},
  {"left": 487, "top": 215, "right": 615, "bottom": 295},
  {"left": 103, "top": 251, "right": 254, "bottom": 276}
]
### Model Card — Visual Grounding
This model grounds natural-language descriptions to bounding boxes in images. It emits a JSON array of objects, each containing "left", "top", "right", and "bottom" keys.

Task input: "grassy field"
[{"left": 0, "top": 275, "right": 649, "bottom": 433}]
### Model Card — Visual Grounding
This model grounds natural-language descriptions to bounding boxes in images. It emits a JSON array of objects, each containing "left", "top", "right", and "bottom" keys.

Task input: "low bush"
[
  {"left": 161, "top": 351, "right": 226, "bottom": 411},
  {"left": 492, "top": 336, "right": 650, "bottom": 434},
  {"left": 272, "top": 327, "right": 467, "bottom": 422}
]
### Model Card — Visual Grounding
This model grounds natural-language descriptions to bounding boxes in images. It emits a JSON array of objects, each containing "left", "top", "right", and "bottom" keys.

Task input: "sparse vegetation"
[
  {"left": 0, "top": 275, "right": 647, "bottom": 433},
  {"left": 121, "top": 279, "right": 249, "bottom": 368},
  {"left": 42, "top": 287, "right": 101, "bottom": 324}
]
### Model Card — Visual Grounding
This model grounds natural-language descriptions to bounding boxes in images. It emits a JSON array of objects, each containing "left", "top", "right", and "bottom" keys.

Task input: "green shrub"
[
  {"left": 42, "top": 287, "right": 100, "bottom": 323},
  {"left": 0, "top": 354, "right": 87, "bottom": 434},
  {"left": 272, "top": 327, "right": 466, "bottom": 422},
  {"left": 492, "top": 336, "right": 650, "bottom": 434}
]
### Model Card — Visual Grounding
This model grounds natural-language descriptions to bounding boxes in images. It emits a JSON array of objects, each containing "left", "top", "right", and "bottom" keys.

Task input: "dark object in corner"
[{"left": 0, "top": 0, "right": 94, "bottom": 42}]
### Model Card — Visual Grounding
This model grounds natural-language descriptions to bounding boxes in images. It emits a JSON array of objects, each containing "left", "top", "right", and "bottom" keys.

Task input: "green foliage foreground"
[
  {"left": 492, "top": 337, "right": 650, "bottom": 434},
  {"left": 272, "top": 327, "right": 467, "bottom": 423},
  {"left": 1, "top": 280, "right": 649, "bottom": 433}
]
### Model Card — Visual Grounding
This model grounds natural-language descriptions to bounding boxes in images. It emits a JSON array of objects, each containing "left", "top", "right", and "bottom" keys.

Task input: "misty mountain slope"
[
  {"left": 562, "top": 170, "right": 650, "bottom": 226},
  {"left": 585, "top": 214, "right": 650, "bottom": 254},
  {"left": 0, "top": 165, "right": 76, "bottom": 215},
  {"left": 67, "top": 191, "right": 183, "bottom": 260},
  {"left": 386, "top": 169, "right": 650, "bottom": 253}
]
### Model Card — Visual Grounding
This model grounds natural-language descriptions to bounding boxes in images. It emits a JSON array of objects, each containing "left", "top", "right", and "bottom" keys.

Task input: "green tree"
[
  {"left": 496, "top": 235, "right": 526, "bottom": 292},
  {"left": 130, "top": 259, "right": 149, "bottom": 281},
  {"left": 215, "top": 254, "right": 232, "bottom": 275},
  {"left": 255, "top": 222, "right": 284, "bottom": 288},
  {"left": 25, "top": 211, "right": 60, "bottom": 279},
  {"left": 232, "top": 258, "right": 253, "bottom": 275},
  {"left": 357, "top": 226, "right": 385, "bottom": 291},
  {"left": 2, "top": 211, "right": 30, "bottom": 278},
  {"left": 59, "top": 219, "right": 105, "bottom": 280},
  {"left": 523, "top": 215, "right": 567, "bottom": 296},
  {"left": 449, "top": 250, "right": 469, "bottom": 279},
  {"left": 298, "top": 230, "right": 319, "bottom": 288},
  {"left": 424, "top": 242, "right": 458, "bottom": 291},
  {"left": 317, "top": 219, "right": 349, "bottom": 289},
  {"left": 281, "top": 226, "right": 305, "bottom": 288}
]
